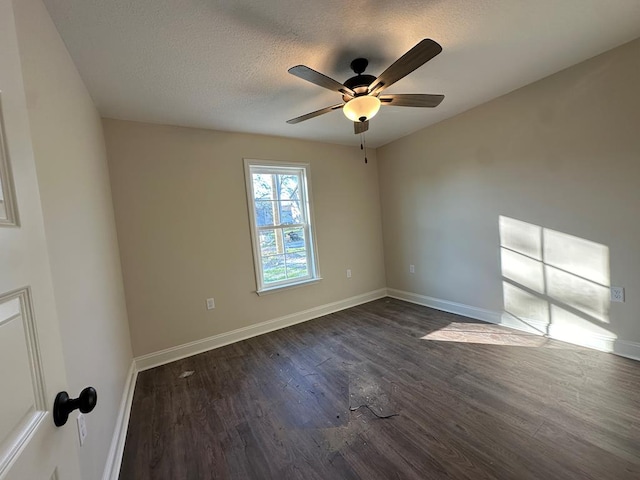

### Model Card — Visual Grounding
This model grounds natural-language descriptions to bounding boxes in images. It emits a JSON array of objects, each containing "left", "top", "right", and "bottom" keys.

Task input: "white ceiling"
[{"left": 42, "top": 0, "right": 640, "bottom": 148}]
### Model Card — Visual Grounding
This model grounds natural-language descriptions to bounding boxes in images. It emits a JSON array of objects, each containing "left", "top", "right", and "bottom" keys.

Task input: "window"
[{"left": 244, "top": 159, "right": 320, "bottom": 294}]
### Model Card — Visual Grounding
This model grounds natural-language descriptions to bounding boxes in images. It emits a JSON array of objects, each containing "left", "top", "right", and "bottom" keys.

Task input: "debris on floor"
[{"left": 349, "top": 404, "right": 399, "bottom": 419}]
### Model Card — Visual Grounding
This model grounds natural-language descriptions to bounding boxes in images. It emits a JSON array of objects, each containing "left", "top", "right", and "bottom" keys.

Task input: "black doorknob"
[{"left": 53, "top": 387, "right": 97, "bottom": 427}]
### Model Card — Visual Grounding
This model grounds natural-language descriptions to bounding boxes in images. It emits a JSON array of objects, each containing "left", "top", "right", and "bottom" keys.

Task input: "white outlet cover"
[
  {"left": 346, "top": 269, "right": 352, "bottom": 278},
  {"left": 409, "top": 265, "right": 415, "bottom": 274},
  {"left": 610, "top": 287, "right": 625, "bottom": 303},
  {"left": 77, "top": 413, "right": 87, "bottom": 446},
  {"left": 206, "top": 298, "right": 215, "bottom": 310}
]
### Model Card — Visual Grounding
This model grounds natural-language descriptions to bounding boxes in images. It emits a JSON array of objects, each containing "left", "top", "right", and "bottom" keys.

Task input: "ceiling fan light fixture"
[
  {"left": 343, "top": 95, "right": 381, "bottom": 122},
  {"left": 286, "top": 39, "right": 444, "bottom": 128}
]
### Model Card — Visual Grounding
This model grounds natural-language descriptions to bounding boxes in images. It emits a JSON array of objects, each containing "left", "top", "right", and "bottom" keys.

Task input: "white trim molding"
[
  {"left": 102, "top": 360, "right": 138, "bottom": 480},
  {"left": 135, "top": 288, "right": 388, "bottom": 371},
  {"left": 387, "top": 288, "right": 502, "bottom": 325},
  {"left": 387, "top": 288, "right": 640, "bottom": 362},
  {"left": 612, "top": 339, "right": 640, "bottom": 362}
]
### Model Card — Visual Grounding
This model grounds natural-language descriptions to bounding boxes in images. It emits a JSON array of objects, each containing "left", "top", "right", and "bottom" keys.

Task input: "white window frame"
[{"left": 244, "top": 159, "right": 321, "bottom": 295}]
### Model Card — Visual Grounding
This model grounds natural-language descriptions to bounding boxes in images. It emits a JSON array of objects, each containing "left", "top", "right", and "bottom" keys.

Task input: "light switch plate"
[{"left": 206, "top": 298, "right": 215, "bottom": 310}]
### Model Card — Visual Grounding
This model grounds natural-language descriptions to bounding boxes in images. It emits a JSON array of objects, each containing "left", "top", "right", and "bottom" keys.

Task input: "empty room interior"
[{"left": 1, "top": 0, "right": 640, "bottom": 479}]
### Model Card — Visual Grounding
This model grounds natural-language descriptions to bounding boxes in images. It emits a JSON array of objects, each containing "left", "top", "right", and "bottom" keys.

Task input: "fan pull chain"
[{"left": 361, "top": 133, "right": 368, "bottom": 164}]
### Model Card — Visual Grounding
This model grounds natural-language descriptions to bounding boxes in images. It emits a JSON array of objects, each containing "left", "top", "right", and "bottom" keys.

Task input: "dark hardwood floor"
[{"left": 119, "top": 298, "right": 640, "bottom": 479}]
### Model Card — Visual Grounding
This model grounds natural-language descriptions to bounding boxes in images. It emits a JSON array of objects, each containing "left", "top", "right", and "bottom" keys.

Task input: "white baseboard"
[
  {"left": 135, "top": 288, "right": 388, "bottom": 371},
  {"left": 387, "top": 288, "right": 502, "bottom": 325},
  {"left": 387, "top": 288, "right": 640, "bottom": 362},
  {"left": 102, "top": 360, "right": 138, "bottom": 480},
  {"left": 612, "top": 339, "right": 640, "bottom": 362}
]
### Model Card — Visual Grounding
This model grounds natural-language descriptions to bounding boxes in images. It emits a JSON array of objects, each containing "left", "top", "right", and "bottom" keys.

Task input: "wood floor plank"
[{"left": 119, "top": 298, "right": 640, "bottom": 479}]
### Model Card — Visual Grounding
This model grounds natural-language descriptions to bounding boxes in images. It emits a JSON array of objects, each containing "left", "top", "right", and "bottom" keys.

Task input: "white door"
[{"left": 0, "top": 0, "right": 82, "bottom": 479}]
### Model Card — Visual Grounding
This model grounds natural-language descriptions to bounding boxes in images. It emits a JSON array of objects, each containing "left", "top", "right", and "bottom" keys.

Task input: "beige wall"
[
  {"left": 13, "top": 0, "right": 133, "bottom": 478},
  {"left": 378, "top": 38, "right": 640, "bottom": 350},
  {"left": 103, "top": 120, "right": 386, "bottom": 357}
]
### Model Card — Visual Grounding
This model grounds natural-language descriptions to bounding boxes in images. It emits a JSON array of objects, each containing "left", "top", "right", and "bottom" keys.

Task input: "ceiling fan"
[{"left": 286, "top": 39, "right": 445, "bottom": 134}]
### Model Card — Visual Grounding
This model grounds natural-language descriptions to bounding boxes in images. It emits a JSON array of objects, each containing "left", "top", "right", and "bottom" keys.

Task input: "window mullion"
[{"left": 257, "top": 223, "right": 306, "bottom": 231}]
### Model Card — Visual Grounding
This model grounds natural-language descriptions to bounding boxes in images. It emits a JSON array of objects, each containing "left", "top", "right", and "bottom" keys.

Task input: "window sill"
[{"left": 256, "top": 277, "right": 323, "bottom": 296}]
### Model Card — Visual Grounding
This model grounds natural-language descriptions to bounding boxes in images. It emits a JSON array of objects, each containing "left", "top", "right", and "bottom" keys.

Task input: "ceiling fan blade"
[
  {"left": 368, "top": 39, "right": 442, "bottom": 95},
  {"left": 286, "top": 104, "right": 344, "bottom": 124},
  {"left": 288, "top": 65, "right": 355, "bottom": 97},
  {"left": 379, "top": 94, "right": 444, "bottom": 108},
  {"left": 354, "top": 120, "right": 369, "bottom": 134}
]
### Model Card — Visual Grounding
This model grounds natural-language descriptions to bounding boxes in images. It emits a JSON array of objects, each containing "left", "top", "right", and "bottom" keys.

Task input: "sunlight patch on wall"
[
  {"left": 499, "top": 216, "right": 615, "bottom": 349},
  {"left": 419, "top": 217, "right": 615, "bottom": 350},
  {"left": 543, "top": 229, "right": 609, "bottom": 286},
  {"left": 545, "top": 265, "right": 609, "bottom": 323},
  {"left": 550, "top": 305, "right": 614, "bottom": 339},
  {"left": 499, "top": 216, "right": 542, "bottom": 260},
  {"left": 502, "top": 282, "right": 549, "bottom": 326},
  {"left": 501, "top": 248, "right": 545, "bottom": 293}
]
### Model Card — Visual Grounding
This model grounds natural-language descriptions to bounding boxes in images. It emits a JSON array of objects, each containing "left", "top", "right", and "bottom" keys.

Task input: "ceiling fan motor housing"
[{"left": 342, "top": 74, "right": 376, "bottom": 102}]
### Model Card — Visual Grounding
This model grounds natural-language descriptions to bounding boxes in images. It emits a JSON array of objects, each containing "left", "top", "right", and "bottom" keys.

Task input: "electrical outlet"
[
  {"left": 77, "top": 413, "right": 87, "bottom": 446},
  {"left": 611, "top": 287, "right": 625, "bottom": 303},
  {"left": 346, "top": 269, "right": 352, "bottom": 278},
  {"left": 206, "top": 298, "right": 215, "bottom": 310},
  {"left": 409, "top": 264, "right": 415, "bottom": 274}
]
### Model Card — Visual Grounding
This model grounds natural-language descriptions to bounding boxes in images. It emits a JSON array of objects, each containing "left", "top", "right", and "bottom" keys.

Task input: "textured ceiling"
[{"left": 42, "top": 0, "right": 640, "bottom": 148}]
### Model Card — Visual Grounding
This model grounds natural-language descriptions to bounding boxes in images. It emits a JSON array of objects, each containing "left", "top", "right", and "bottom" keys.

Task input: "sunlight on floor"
[{"left": 421, "top": 322, "right": 570, "bottom": 348}]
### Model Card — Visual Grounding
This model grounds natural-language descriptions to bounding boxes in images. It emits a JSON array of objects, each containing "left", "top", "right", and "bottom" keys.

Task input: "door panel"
[
  {"left": 0, "top": 0, "right": 81, "bottom": 478},
  {"left": 0, "top": 290, "right": 47, "bottom": 474}
]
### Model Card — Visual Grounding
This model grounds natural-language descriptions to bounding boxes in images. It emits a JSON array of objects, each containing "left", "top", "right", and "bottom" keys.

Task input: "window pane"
[
  {"left": 286, "top": 252, "right": 308, "bottom": 279},
  {"left": 283, "top": 227, "right": 305, "bottom": 253},
  {"left": 279, "top": 200, "right": 303, "bottom": 224},
  {"left": 252, "top": 173, "right": 273, "bottom": 200},
  {"left": 263, "top": 254, "right": 286, "bottom": 283},
  {"left": 277, "top": 174, "right": 300, "bottom": 200},
  {"left": 259, "top": 230, "right": 278, "bottom": 257},
  {"left": 255, "top": 200, "right": 274, "bottom": 226},
  {"left": 284, "top": 226, "right": 308, "bottom": 279}
]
